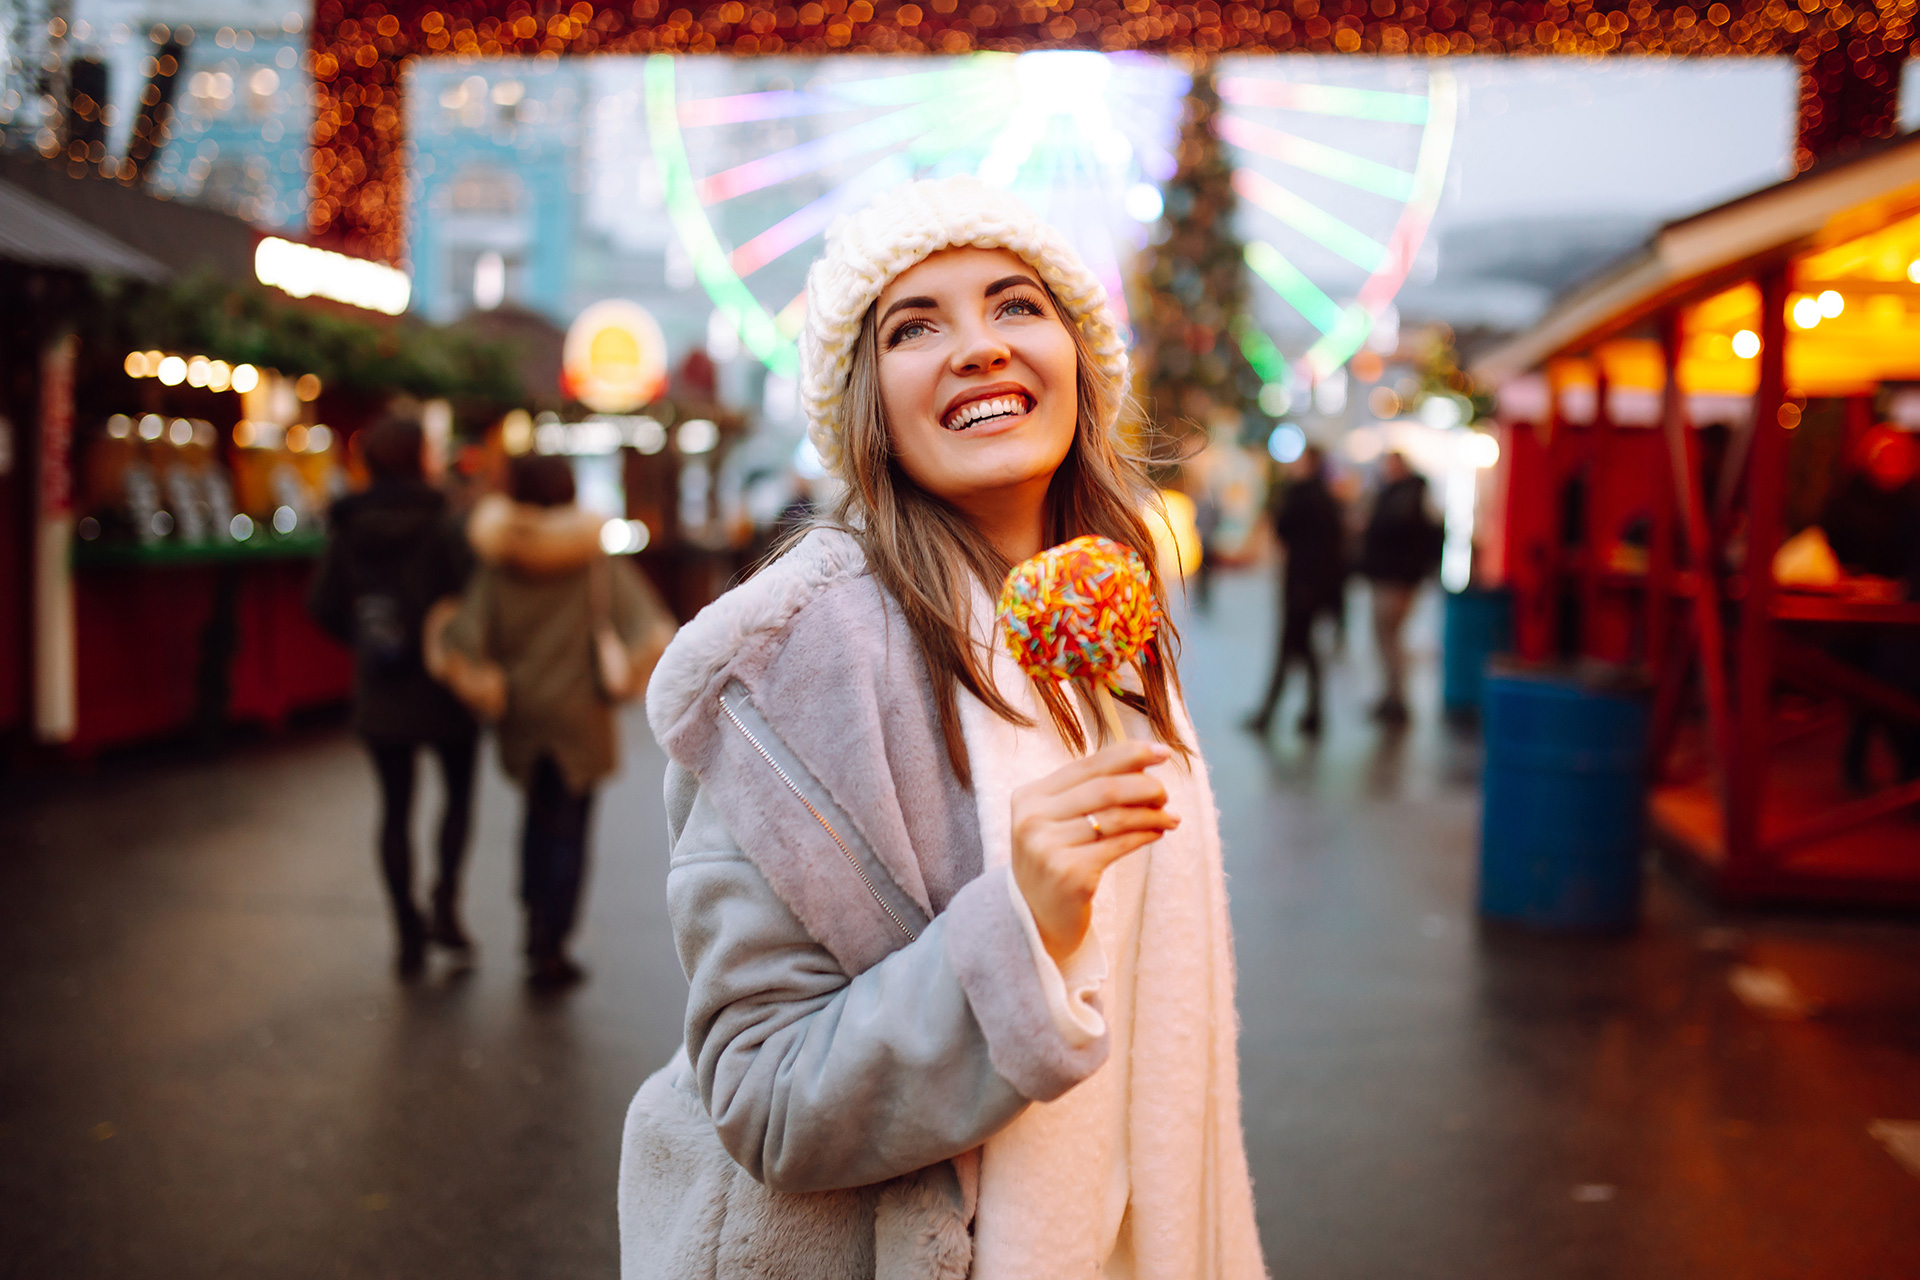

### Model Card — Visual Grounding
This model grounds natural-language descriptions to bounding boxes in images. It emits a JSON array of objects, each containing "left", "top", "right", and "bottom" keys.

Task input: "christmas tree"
[{"left": 1133, "top": 61, "right": 1266, "bottom": 456}]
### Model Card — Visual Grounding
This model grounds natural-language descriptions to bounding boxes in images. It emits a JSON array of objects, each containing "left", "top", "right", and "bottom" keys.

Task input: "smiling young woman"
[
  {"left": 619, "top": 177, "right": 1264, "bottom": 1280},
  {"left": 841, "top": 242, "right": 1190, "bottom": 773}
]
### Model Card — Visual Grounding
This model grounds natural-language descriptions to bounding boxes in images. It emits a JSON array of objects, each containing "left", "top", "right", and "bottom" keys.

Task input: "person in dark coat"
[
  {"left": 1358, "top": 451, "right": 1442, "bottom": 727},
  {"left": 309, "top": 414, "right": 479, "bottom": 977},
  {"left": 1246, "top": 445, "right": 1345, "bottom": 738}
]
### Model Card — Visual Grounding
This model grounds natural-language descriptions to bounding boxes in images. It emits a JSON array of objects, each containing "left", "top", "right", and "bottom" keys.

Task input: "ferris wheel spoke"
[
  {"left": 1355, "top": 66, "right": 1457, "bottom": 312},
  {"left": 1295, "top": 67, "right": 1458, "bottom": 380},
  {"left": 1234, "top": 169, "right": 1387, "bottom": 273},
  {"left": 729, "top": 152, "right": 919, "bottom": 276},
  {"left": 1218, "top": 115, "right": 1415, "bottom": 203},
  {"left": 695, "top": 90, "right": 999, "bottom": 204},
  {"left": 775, "top": 290, "right": 807, "bottom": 340},
  {"left": 1244, "top": 238, "right": 1344, "bottom": 336},
  {"left": 1232, "top": 314, "right": 1290, "bottom": 384},
  {"left": 646, "top": 54, "right": 799, "bottom": 375},
  {"left": 677, "top": 88, "right": 863, "bottom": 127},
  {"left": 1108, "top": 97, "right": 1182, "bottom": 179},
  {"left": 901, "top": 100, "right": 1017, "bottom": 167},
  {"left": 1217, "top": 77, "right": 1430, "bottom": 125},
  {"left": 826, "top": 59, "right": 1014, "bottom": 107},
  {"left": 728, "top": 101, "right": 1014, "bottom": 277},
  {"left": 676, "top": 60, "right": 1010, "bottom": 132}
]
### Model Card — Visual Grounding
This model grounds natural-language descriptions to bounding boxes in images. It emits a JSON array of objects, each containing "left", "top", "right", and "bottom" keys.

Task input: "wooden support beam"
[
  {"left": 1647, "top": 315, "right": 1679, "bottom": 675},
  {"left": 1658, "top": 309, "right": 1732, "bottom": 811},
  {"left": 1770, "top": 777, "right": 1920, "bottom": 860},
  {"left": 1582, "top": 366, "right": 1610, "bottom": 660},
  {"left": 1775, "top": 634, "right": 1920, "bottom": 727},
  {"left": 1647, "top": 615, "right": 1696, "bottom": 784},
  {"left": 1728, "top": 267, "right": 1790, "bottom": 869}
]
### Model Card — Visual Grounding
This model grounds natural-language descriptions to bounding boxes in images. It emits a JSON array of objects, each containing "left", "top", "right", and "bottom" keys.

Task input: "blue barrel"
[
  {"left": 1478, "top": 665, "right": 1650, "bottom": 932},
  {"left": 1442, "top": 587, "right": 1512, "bottom": 719}
]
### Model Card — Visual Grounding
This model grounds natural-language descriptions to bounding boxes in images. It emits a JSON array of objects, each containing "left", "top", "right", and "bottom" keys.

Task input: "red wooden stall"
[
  {"left": 1475, "top": 137, "right": 1920, "bottom": 906},
  {"left": 67, "top": 544, "right": 350, "bottom": 754}
]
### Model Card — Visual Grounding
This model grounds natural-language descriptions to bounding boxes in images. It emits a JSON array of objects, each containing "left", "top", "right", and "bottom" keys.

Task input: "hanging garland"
[
  {"left": 307, "top": 0, "right": 1920, "bottom": 263},
  {"left": 88, "top": 271, "right": 523, "bottom": 406}
]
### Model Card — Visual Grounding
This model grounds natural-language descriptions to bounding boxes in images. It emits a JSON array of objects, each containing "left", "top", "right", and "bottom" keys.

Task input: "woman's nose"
[{"left": 951, "top": 323, "right": 1010, "bottom": 375}]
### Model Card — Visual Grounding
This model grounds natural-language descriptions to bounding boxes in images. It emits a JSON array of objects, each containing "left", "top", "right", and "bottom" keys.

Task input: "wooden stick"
[{"left": 1090, "top": 681, "right": 1128, "bottom": 745}]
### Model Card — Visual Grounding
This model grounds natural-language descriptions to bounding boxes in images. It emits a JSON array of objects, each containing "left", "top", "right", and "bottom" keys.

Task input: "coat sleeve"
[
  {"left": 609, "top": 558, "right": 675, "bottom": 647},
  {"left": 307, "top": 523, "right": 355, "bottom": 644},
  {"left": 438, "top": 570, "right": 492, "bottom": 661},
  {"left": 669, "top": 778, "right": 1106, "bottom": 1194},
  {"left": 430, "top": 513, "right": 476, "bottom": 602}
]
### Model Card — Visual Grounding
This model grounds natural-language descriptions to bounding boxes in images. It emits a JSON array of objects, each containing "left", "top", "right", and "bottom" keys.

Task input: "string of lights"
[{"left": 308, "top": 0, "right": 1917, "bottom": 261}]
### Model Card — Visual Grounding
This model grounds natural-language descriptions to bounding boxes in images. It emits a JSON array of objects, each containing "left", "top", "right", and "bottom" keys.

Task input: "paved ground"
[{"left": 4, "top": 567, "right": 1919, "bottom": 1279}]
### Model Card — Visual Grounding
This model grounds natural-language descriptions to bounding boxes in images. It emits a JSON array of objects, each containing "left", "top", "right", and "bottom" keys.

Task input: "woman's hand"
[{"left": 1010, "top": 741, "right": 1179, "bottom": 963}]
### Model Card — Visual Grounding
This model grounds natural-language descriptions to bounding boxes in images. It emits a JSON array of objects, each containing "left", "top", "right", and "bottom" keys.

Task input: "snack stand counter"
[
  {"left": 56, "top": 358, "right": 357, "bottom": 755},
  {"left": 66, "top": 536, "right": 347, "bottom": 752}
]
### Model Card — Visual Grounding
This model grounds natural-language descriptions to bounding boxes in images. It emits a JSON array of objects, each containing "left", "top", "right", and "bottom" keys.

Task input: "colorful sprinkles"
[{"left": 998, "top": 535, "right": 1160, "bottom": 691}]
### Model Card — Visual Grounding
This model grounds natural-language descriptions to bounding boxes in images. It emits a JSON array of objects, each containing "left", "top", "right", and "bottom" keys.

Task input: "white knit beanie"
[{"left": 800, "top": 175, "right": 1130, "bottom": 478}]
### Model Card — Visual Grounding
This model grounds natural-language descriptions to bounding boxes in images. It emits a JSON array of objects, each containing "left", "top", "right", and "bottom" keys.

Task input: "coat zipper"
[{"left": 718, "top": 694, "right": 918, "bottom": 943}]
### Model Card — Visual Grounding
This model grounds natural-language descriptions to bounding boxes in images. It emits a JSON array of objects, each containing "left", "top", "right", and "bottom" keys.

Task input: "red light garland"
[{"left": 308, "top": 0, "right": 1918, "bottom": 262}]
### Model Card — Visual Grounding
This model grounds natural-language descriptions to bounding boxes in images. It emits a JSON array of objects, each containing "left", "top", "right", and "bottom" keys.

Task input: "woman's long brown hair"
[{"left": 821, "top": 283, "right": 1188, "bottom": 789}]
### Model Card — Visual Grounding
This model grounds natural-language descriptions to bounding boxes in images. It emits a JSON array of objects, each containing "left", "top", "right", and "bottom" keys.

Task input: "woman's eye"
[
  {"left": 1000, "top": 296, "right": 1044, "bottom": 317},
  {"left": 888, "top": 319, "right": 931, "bottom": 345}
]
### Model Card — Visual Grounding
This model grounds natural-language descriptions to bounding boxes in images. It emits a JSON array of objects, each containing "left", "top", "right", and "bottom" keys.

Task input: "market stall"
[
  {"left": 1473, "top": 134, "right": 1920, "bottom": 905},
  {"left": 60, "top": 354, "right": 355, "bottom": 752},
  {"left": 2, "top": 155, "right": 519, "bottom": 757}
]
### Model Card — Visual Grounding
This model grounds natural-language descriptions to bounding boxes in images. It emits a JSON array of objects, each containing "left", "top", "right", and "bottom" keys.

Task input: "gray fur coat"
[{"left": 620, "top": 529, "right": 1110, "bottom": 1279}]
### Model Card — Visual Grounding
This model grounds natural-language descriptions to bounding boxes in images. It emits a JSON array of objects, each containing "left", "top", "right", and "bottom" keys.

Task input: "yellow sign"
[{"left": 562, "top": 300, "right": 667, "bottom": 413}]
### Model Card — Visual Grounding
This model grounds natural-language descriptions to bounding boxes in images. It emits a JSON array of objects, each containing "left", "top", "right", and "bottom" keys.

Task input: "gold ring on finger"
[{"left": 1085, "top": 813, "right": 1104, "bottom": 840}]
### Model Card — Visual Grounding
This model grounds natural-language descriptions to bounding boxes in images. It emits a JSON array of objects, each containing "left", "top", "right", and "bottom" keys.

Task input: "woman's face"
[{"left": 874, "top": 246, "right": 1079, "bottom": 514}]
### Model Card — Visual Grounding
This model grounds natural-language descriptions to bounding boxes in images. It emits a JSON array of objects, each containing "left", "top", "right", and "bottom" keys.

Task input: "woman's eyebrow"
[
  {"left": 879, "top": 295, "right": 938, "bottom": 325},
  {"left": 985, "top": 274, "right": 1042, "bottom": 297}
]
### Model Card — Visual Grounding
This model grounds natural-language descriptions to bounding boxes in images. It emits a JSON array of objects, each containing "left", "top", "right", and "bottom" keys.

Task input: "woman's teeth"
[{"left": 944, "top": 395, "right": 1028, "bottom": 431}]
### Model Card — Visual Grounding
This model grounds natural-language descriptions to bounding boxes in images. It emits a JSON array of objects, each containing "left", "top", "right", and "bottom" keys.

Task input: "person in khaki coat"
[{"left": 436, "top": 454, "right": 675, "bottom": 986}]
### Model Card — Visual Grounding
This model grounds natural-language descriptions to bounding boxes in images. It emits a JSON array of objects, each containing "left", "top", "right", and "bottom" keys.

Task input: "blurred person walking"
[
  {"left": 309, "top": 413, "right": 479, "bottom": 978},
  {"left": 437, "top": 456, "right": 674, "bottom": 987},
  {"left": 1245, "top": 444, "right": 1344, "bottom": 738},
  {"left": 1358, "top": 451, "right": 1442, "bottom": 728}
]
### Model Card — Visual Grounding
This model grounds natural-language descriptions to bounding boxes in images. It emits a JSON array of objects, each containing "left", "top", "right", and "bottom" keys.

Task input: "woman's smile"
[{"left": 941, "top": 383, "right": 1037, "bottom": 433}]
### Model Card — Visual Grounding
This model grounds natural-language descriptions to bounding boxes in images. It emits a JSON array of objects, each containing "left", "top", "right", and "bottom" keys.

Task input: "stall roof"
[
  {"left": 0, "top": 178, "right": 169, "bottom": 281},
  {"left": 1472, "top": 133, "right": 1920, "bottom": 387},
  {"left": 0, "top": 152, "right": 260, "bottom": 286}
]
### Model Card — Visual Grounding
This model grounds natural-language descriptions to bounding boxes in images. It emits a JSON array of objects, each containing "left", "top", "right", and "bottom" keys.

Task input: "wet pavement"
[{"left": 4, "top": 567, "right": 1918, "bottom": 1278}]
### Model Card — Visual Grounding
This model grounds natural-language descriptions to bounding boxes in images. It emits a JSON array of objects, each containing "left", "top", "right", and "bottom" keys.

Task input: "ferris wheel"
[
  {"left": 1217, "top": 60, "right": 1457, "bottom": 383},
  {"left": 643, "top": 52, "right": 1455, "bottom": 388}
]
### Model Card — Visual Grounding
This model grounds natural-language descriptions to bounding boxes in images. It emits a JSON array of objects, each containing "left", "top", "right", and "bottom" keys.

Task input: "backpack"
[{"left": 352, "top": 591, "right": 413, "bottom": 670}]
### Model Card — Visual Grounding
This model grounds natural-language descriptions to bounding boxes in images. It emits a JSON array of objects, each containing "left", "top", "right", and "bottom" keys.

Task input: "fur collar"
[
  {"left": 645, "top": 526, "right": 866, "bottom": 743},
  {"left": 467, "top": 493, "right": 605, "bottom": 573}
]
